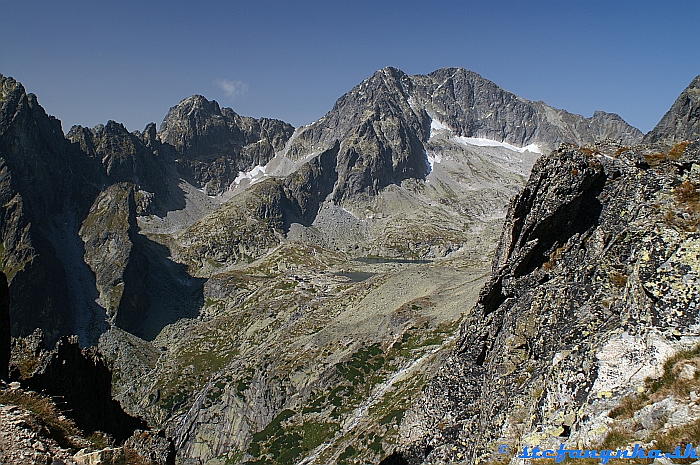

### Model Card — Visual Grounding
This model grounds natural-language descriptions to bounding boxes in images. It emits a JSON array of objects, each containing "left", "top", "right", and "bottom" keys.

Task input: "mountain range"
[{"left": 0, "top": 67, "right": 697, "bottom": 465}]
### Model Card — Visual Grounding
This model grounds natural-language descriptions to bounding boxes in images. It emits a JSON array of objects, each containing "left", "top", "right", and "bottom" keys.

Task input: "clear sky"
[{"left": 2, "top": 0, "right": 699, "bottom": 134}]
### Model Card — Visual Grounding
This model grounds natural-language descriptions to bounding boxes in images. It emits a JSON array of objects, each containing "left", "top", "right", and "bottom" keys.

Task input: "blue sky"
[{"left": 2, "top": 1, "right": 699, "bottom": 134}]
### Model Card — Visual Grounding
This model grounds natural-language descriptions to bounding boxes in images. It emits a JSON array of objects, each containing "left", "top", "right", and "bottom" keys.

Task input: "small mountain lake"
[{"left": 334, "top": 271, "right": 376, "bottom": 282}]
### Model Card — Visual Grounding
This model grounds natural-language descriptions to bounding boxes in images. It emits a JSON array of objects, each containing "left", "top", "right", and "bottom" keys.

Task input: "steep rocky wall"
[
  {"left": 0, "top": 75, "right": 86, "bottom": 342},
  {"left": 392, "top": 140, "right": 700, "bottom": 464},
  {"left": 283, "top": 141, "right": 339, "bottom": 224},
  {"left": 643, "top": 74, "right": 700, "bottom": 145},
  {"left": 67, "top": 121, "right": 169, "bottom": 210},
  {"left": 79, "top": 182, "right": 149, "bottom": 333}
]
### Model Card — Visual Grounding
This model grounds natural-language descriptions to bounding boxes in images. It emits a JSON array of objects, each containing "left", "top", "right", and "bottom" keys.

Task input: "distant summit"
[
  {"left": 158, "top": 94, "right": 294, "bottom": 194},
  {"left": 284, "top": 66, "right": 642, "bottom": 201}
]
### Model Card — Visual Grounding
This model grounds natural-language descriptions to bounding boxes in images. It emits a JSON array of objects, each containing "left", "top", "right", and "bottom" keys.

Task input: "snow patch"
[
  {"left": 456, "top": 137, "right": 542, "bottom": 154},
  {"left": 429, "top": 119, "right": 451, "bottom": 139},
  {"left": 426, "top": 152, "right": 442, "bottom": 172},
  {"left": 234, "top": 164, "right": 267, "bottom": 185},
  {"left": 428, "top": 115, "right": 542, "bottom": 155}
]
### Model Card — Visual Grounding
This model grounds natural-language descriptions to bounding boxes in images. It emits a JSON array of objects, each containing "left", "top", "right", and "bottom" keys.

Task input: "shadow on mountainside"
[{"left": 131, "top": 234, "right": 205, "bottom": 341}]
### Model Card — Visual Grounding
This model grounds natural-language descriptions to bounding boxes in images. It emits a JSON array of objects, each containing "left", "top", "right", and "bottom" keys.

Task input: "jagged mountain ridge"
[
  {"left": 158, "top": 95, "right": 294, "bottom": 195},
  {"left": 0, "top": 73, "right": 297, "bottom": 344},
  {"left": 281, "top": 67, "right": 641, "bottom": 200},
  {"left": 294, "top": 67, "right": 644, "bottom": 152}
]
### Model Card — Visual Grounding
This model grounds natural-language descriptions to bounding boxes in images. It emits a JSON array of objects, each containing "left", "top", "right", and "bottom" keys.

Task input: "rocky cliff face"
[
  {"left": 79, "top": 183, "right": 150, "bottom": 332},
  {"left": 643, "top": 74, "right": 700, "bottom": 145},
  {"left": 382, "top": 76, "right": 700, "bottom": 465},
  {"left": 158, "top": 95, "right": 294, "bottom": 194},
  {"left": 391, "top": 144, "right": 700, "bottom": 463},
  {"left": 0, "top": 74, "right": 92, "bottom": 343}
]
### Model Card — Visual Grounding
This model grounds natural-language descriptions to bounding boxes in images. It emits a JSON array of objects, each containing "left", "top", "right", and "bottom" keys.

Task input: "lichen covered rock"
[{"left": 394, "top": 140, "right": 700, "bottom": 464}]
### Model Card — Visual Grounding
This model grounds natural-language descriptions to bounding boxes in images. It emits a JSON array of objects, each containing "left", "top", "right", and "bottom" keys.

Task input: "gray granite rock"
[{"left": 392, "top": 140, "right": 700, "bottom": 464}]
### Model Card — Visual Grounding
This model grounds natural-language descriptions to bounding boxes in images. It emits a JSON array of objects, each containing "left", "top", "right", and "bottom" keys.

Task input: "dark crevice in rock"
[
  {"left": 474, "top": 342, "right": 488, "bottom": 366},
  {"left": 480, "top": 278, "right": 506, "bottom": 318}
]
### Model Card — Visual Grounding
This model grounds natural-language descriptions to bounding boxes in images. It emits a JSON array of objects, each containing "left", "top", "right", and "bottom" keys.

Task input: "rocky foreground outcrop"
[
  {"left": 11, "top": 329, "right": 147, "bottom": 442},
  {"left": 4, "top": 329, "right": 175, "bottom": 464},
  {"left": 390, "top": 139, "right": 700, "bottom": 464},
  {"left": 0, "top": 388, "right": 174, "bottom": 464}
]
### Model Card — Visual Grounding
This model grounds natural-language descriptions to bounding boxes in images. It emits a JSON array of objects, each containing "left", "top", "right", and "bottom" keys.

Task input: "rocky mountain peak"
[
  {"left": 161, "top": 94, "right": 223, "bottom": 126},
  {"left": 0, "top": 74, "right": 21, "bottom": 103},
  {"left": 643, "top": 74, "right": 700, "bottom": 145},
  {"left": 66, "top": 119, "right": 168, "bottom": 201},
  {"left": 157, "top": 94, "right": 294, "bottom": 194},
  {"left": 284, "top": 66, "right": 641, "bottom": 202}
]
